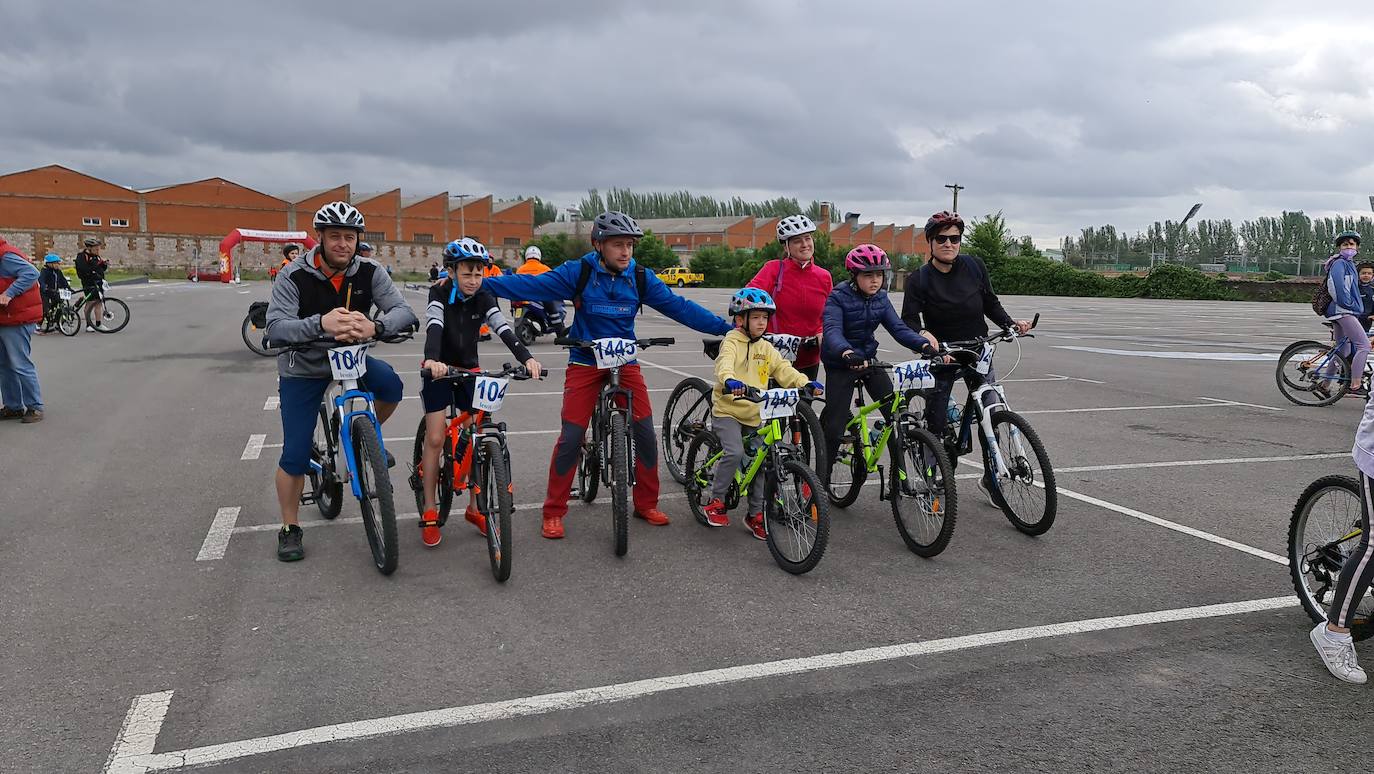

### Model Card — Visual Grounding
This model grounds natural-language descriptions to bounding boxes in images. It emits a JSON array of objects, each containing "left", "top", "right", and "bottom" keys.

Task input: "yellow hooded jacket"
[{"left": 712, "top": 328, "right": 810, "bottom": 425}]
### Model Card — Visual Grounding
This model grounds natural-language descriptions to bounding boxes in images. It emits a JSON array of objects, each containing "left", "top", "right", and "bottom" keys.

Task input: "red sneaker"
[
  {"left": 635, "top": 509, "right": 671, "bottom": 526},
  {"left": 542, "top": 516, "right": 565, "bottom": 539},
  {"left": 465, "top": 504, "right": 487, "bottom": 536},
  {"left": 702, "top": 499, "right": 729, "bottom": 528},
  {"left": 420, "top": 509, "right": 442, "bottom": 547},
  {"left": 744, "top": 512, "right": 767, "bottom": 541}
]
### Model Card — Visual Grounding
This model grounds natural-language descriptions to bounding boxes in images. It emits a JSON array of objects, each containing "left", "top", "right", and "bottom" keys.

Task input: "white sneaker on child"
[{"left": 1311, "top": 622, "right": 1368, "bottom": 684}]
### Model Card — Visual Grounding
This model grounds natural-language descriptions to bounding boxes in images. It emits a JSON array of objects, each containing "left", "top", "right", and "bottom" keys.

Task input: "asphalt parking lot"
[{"left": 7, "top": 280, "right": 1374, "bottom": 773}]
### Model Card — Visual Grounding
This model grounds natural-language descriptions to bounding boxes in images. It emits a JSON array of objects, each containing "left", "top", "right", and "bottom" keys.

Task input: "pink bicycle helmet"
[{"left": 844, "top": 243, "right": 890, "bottom": 274}]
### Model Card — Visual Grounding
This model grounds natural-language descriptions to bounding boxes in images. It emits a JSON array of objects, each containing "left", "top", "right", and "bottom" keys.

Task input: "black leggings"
[
  {"left": 1329, "top": 472, "right": 1374, "bottom": 629},
  {"left": 820, "top": 364, "right": 901, "bottom": 476}
]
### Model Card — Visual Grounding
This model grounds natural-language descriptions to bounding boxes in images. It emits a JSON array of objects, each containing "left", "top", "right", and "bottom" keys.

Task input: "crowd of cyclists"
[{"left": 259, "top": 201, "right": 1374, "bottom": 687}]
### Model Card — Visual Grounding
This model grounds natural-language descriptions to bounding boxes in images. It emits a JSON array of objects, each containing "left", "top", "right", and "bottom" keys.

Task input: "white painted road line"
[
  {"left": 1197, "top": 395, "right": 1285, "bottom": 412},
  {"left": 104, "top": 690, "right": 174, "bottom": 774},
  {"left": 1043, "top": 372, "right": 1107, "bottom": 384},
  {"left": 251, "top": 430, "right": 558, "bottom": 452},
  {"left": 962, "top": 458, "right": 1286, "bottom": 564},
  {"left": 262, "top": 397, "right": 279, "bottom": 411},
  {"left": 240, "top": 434, "right": 266, "bottom": 460},
  {"left": 639, "top": 358, "right": 703, "bottom": 380},
  {"left": 1054, "top": 451, "right": 1347, "bottom": 474},
  {"left": 195, "top": 507, "right": 241, "bottom": 561},
  {"left": 104, "top": 595, "right": 1295, "bottom": 772},
  {"left": 1018, "top": 402, "right": 1229, "bottom": 415},
  {"left": 1053, "top": 345, "right": 1278, "bottom": 361}
]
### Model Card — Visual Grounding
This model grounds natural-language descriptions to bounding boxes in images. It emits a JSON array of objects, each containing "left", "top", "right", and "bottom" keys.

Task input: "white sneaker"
[
  {"left": 85, "top": 325, "right": 94, "bottom": 333},
  {"left": 1310, "top": 623, "right": 1368, "bottom": 684},
  {"left": 977, "top": 476, "right": 998, "bottom": 506}
]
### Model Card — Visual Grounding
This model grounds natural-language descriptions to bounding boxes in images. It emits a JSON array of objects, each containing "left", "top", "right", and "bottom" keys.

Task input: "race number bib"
[
  {"left": 327, "top": 344, "right": 370, "bottom": 380},
  {"left": 893, "top": 359, "right": 935, "bottom": 390},
  {"left": 592, "top": 338, "right": 638, "bottom": 369},
  {"left": 764, "top": 333, "right": 802, "bottom": 362},
  {"left": 473, "top": 376, "right": 510, "bottom": 412},
  {"left": 58, "top": 289, "right": 72, "bottom": 301},
  {"left": 759, "top": 388, "right": 800, "bottom": 420},
  {"left": 976, "top": 344, "right": 994, "bottom": 375}
]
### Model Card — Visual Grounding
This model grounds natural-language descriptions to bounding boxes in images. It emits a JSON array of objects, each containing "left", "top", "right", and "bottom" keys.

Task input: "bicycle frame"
[
  {"left": 700, "top": 414, "right": 790, "bottom": 503},
  {"left": 318, "top": 375, "right": 386, "bottom": 500},
  {"left": 842, "top": 387, "right": 906, "bottom": 473},
  {"left": 591, "top": 366, "right": 636, "bottom": 488}
]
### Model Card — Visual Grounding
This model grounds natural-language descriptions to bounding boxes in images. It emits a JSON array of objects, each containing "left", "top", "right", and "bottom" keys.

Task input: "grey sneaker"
[
  {"left": 277, "top": 524, "right": 304, "bottom": 562},
  {"left": 20, "top": 409, "right": 44, "bottom": 424},
  {"left": 977, "top": 476, "right": 999, "bottom": 506},
  {"left": 1310, "top": 623, "right": 1367, "bottom": 684}
]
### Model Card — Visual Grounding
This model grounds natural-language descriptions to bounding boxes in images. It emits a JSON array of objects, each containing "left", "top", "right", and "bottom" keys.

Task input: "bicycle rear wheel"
[
  {"left": 764, "top": 456, "right": 830, "bottom": 574},
  {"left": 312, "top": 405, "right": 343, "bottom": 520},
  {"left": 1275, "top": 340, "right": 1347, "bottom": 407},
  {"left": 891, "top": 425, "right": 957, "bottom": 557},
  {"left": 88, "top": 297, "right": 130, "bottom": 333},
  {"left": 1289, "top": 475, "right": 1374, "bottom": 641},
  {"left": 986, "top": 411, "right": 1056, "bottom": 535},
  {"left": 789, "top": 402, "right": 825, "bottom": 470},
  {"left": 410, "top": 419, "right": 454, "bottom": 526},
  {"left": 661, "top": 377, "right": 712, "bottom": 484},
  {"left": 241, "top": 314, "right": 278, "bottom": 356},
  {"left": 480, "top": 438, "right": 514, "bottom": 582},
  {"left": 826, "top": 426, "right": 867, "bottom": 508},
  {"left": 352, "top": 415, "right": 398, "bottom": 575},
  {"left": 684, "top": 430, "right": 723, "bottom": 526},
  {"left": 610, "top": 411, "right": 630, "bottom": 557}
]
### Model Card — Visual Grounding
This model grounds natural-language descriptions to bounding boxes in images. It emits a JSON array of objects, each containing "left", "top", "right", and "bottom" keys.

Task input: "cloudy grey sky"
[{"left": 3, "top": 0, "right": 1370, "bottom": 245}]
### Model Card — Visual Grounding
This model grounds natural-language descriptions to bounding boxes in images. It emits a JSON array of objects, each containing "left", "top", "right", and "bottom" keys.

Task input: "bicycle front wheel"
[
  {"left": 986, "top": 411, "right": 1057, "bottom": 535},
  {"left": 610, "top": 411, "right": 630, "bottom": 556},
  {"left": 352, "top": 416, "right": 398, "bottom": 575},
  {"left": 1275, "top": 340, "right": 1347, "bottom": 407},
  {"left": 891, "top": 426, "right": 957, "bottom": 557},
  {"left": 765, "top": 456, "right": 830, "bottom": 575},
  {"left": 89, "top": 297, "right": 130, "bottom": 333},
  {"left": 661, "top": 377, "right": 712, "bottom": 484},
  {"left": 1289, "top": 475, "right": 1374, "bottom": 641},
  {"left": 58, "top": 307, "right": 82, "bottom": 337},
  {"left": 479, "top": 438, "right": 514, "bottom": 582}
]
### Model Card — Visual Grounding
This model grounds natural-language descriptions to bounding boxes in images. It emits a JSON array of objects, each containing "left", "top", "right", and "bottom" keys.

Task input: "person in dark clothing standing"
[
  {"left": 73, "top": 237, "right": 109, "bottom": 332},
  {"left": 900, "top": 211, "right": 1032, "bottom": 466}
]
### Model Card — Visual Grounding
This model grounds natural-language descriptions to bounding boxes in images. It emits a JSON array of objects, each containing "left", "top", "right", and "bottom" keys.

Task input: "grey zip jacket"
[{"left": 266, "top": 248, "right": 418, "bottom": 379}]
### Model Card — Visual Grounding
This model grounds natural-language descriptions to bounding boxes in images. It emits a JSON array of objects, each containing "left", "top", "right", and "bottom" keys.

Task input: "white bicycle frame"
[
  {"left": 315, "top": 373, "right": 383, "bottom": 498},
  {"left": 961, "top": 338, "right": 1029, "bottom": 483}
]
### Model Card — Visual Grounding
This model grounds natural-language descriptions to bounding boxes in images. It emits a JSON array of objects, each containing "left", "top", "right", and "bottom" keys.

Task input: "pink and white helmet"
[{"left": 844, "top": 244, "right": 890, "bottom": 274}]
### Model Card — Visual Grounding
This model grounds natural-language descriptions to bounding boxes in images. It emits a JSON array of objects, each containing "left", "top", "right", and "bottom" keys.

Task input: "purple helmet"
[{"left": 844, "top": 244, "right": 890, "bottom": 274}]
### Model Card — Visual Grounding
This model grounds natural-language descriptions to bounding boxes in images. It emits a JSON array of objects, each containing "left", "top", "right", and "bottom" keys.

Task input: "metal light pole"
[
  {"left": 453, "top": 193, "right": 472, "bottom": 239},
  {"left": 944, "top": 184, "right": 964, "bottom": 212},
  {"left": 1169, "top": 202, "right": 1203, "bottom": 263}
]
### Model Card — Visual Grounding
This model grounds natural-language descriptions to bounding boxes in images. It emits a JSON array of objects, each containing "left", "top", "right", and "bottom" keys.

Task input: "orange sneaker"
[
  {"left": 420, "top": 509, "right": 442, "bottom": 547},
  {"left": 542, "top": 515, "right": 565, "bottom": 539},
  {"left": 635, "top": 509, "right": 671, "bottom": 526},
  {"left": 465, "top": 504, "right": 487, "bottom": 536}
]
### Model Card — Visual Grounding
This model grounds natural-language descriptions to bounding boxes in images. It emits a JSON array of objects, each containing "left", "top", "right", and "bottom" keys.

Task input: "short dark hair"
[{"left": 1358, "top": 261, "right": 1374, "bottom": 271}]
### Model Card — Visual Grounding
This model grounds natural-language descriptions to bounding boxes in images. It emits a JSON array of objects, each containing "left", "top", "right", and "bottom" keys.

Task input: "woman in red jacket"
[{"left": 746, "top": 214, "right": 833, "bottom": 380}]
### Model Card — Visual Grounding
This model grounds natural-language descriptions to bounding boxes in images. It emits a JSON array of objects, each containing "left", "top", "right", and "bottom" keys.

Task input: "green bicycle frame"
[
  {"left": 696, "top": 415, "right": 789, "bottom": 501},
  {"left": 843, "top": 390, "right": 908, "bottom": 473}
]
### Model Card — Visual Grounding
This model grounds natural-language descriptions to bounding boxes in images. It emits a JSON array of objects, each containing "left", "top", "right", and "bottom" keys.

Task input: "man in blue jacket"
[{"left": 483, "top": 211, "right": 733, "bottom": 539}]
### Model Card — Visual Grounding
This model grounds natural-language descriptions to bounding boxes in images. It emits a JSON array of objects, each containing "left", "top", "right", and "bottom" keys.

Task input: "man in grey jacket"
[{"left": 265, "top": 201, "right": 418, "bottom": 562}]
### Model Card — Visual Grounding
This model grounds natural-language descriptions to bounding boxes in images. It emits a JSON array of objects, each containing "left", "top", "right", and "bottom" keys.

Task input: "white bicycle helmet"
[
  {"left": 524, "top": 245, "right": 542, "bottom": 260},
  {"left": 776, "top": 214, "right": 817, "bottom": 243},
  {"left": 313, "top": 201, "right": 366, "bottom": 231}
]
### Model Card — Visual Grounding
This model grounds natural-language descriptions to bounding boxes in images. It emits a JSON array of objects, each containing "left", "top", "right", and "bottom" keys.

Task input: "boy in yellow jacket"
[{"left": 703, "top": 289, "right": 824, "bottom": 538}]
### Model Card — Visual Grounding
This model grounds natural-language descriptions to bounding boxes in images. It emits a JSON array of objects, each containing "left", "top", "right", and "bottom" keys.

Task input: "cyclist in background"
[
  {"left": 270, "top": 243, "right": 301, "bottom": 281},
  {"left": 746, "top": 215, "right": 832, "bottom": 380},
  {"left": 1322, "top": 231, "right": 1368, "bottom": 399},
  {"left": 517, "top": 245, "right": 568, "bottom": 336},
  {"left": 74, "top": 237, "right": 108, "bottom": 332},
  {"left": 38, "top": 254, "right": 71, "bottom": 334},
  {"left": 482, "top": 211, "right": 733, "bottom": 539},
  {"left": 265, "top": 202, "right": 417, "bottom": 562}
]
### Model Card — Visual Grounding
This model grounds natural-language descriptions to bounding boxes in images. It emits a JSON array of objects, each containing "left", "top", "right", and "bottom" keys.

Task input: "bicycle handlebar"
[
  {"left": 942, "top": 312, "right": 1040, "bottom": 353},
  {"left": 731, "top": 385, "right": 823, "bottom": 402},
  {"left": 428, "top": 362, "right": 543, "bottom": 381},
  {"left": 273, "top": 331, "right": 415, "bottom": 352}
]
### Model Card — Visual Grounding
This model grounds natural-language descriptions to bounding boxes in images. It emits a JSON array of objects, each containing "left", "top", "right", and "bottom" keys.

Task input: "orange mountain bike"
[{"left": 408, "top": 362, "right": 540, "bottom": 582}]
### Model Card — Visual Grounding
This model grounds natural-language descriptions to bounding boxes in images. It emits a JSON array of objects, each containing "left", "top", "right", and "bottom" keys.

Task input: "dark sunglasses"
[{"left": 932, "top": 234, "right": 962, "bottom": 245}]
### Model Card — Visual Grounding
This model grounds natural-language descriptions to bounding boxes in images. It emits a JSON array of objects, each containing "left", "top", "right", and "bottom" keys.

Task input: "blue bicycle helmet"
[
  {"left": 43, "top": 253, "right": 62, "bottom": 264},
  {"left": 442, "top": 237, "right": 491, "bottom": 266},
  {"left": 728, "top": 287, "right": 776, "bottom": 317},
  {"left": 1335, "top": 230, "right": 1362, "bottom": 247}
]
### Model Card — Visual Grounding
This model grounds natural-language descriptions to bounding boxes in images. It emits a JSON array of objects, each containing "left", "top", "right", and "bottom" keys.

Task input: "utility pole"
[{"left": 944, "top": 183, "right": 964, "bottom": 212}]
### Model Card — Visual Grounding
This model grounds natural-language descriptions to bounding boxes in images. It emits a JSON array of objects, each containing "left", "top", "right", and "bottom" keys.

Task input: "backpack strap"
[
  {"left": 636, "top": 264, "right": 648, "bottom": 314},
  {"left": 770, "top": 259, "right": 785, "bottom": 298},
  {"left": 571, "top": 258, "right": 594, "bottom": 310}
]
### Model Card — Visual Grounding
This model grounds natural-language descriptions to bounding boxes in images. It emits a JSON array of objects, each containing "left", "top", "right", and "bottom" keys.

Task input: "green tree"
[
  {"left": 524, "top": 233, "right": 591, "bottom": 269},
  {"left": 1015, "top": 236, "right": 1044, "bottom": 259},
  {"left": 631, "top": 231, "right": 681, "bottom": 272},
  {"left": 526, "top": 196, "right": 558, "bottom": 227},
  {"left": 964, "top": 211, "right": 1011, "bottom": 270}
]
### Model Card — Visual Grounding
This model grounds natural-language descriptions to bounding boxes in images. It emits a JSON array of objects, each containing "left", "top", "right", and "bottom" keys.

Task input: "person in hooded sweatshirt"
[{"left": 1322, "top": 231, "right": 1370, "bottom": 399}]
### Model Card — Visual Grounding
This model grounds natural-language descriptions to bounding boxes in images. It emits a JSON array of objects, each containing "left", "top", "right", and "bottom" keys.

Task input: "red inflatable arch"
[{"left": 196, "top": 228, "right": 318, "bottom": 283}]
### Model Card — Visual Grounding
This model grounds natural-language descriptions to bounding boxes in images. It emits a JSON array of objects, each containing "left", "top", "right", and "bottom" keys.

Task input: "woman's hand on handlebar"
[
  {"left": 524, "top": 358, "right": 544, "bottom": 380},
  {"left": 1013, "top": 319, "right": 1034, "bottom": 336},
  {"left": 422, "top": 359, "right": 449, "bottom": 379}
]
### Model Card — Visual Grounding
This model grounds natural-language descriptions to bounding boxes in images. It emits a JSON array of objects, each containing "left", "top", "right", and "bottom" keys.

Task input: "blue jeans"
[
  {"left": 277, "top": 356, "right": 402, "bottom": 475},
  {"left": 0, "top": 323, "right": 41, "bottom": 410}
]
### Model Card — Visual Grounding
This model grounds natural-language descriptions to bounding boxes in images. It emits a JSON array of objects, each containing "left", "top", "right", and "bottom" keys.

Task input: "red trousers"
[{"left": 543, "top": 363, "right": 660, "bottom": 519}]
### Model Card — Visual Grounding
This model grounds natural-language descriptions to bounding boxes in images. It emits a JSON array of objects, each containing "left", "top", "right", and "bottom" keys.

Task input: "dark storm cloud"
[{"left": 1, "top": 0, "right": 1370, "bottom": 241}]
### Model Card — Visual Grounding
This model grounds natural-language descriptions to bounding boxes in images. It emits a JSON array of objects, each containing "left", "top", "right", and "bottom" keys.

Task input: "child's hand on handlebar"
[
  {"left": 422, "top": 359, "right": 448, "bottom": 379},
  {"left": 725, "top": 378, "right": 746, "bottom": 396},
  {"left": 524, "top": 358, "right": 543, "bottom": 380},
  {"left": 806, "top": 381, "right": 824, "bottom": 397}
]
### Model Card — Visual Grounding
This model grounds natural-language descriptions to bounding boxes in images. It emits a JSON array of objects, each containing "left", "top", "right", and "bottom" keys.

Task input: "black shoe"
[
  {"left": 277, "top": 524, "right": 304, "bottom": 561},
  {"left": 385, "top": 450, "right": 396, "bottom": 468}
]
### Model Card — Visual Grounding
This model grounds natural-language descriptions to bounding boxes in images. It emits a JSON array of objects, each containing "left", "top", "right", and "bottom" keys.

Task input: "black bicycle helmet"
[
  {"left": 590, "top": 211, "right": 644, "bottom": 241},
  {"left": 281, "top": 242, "right": 302, "bottom": 257}
]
